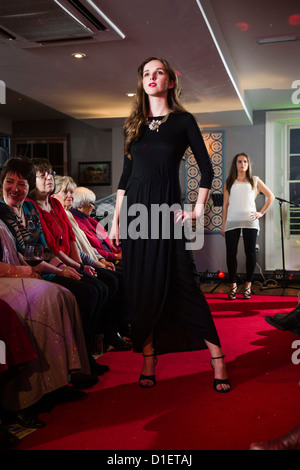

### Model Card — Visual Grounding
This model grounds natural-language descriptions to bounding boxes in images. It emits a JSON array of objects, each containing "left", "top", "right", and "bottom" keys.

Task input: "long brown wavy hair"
[
  {"left": 225, "top": 153, "right": 254, "bottom": 194},
  {"left": 123, "top": 57, "right": 187, "bottom": 158}
]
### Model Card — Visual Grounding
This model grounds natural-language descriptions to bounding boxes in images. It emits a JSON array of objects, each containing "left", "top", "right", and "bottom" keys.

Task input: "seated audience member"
[
  {"left": 0, "top": 299, "right": 36, "bottom": 447},
  {"left": 70, "top": 186, "right": 122, "bottom": 264},
  {"left": 0, "top": 156, "right": 110, "bottom": 374},
  {"left": 0, "top": 299, "right": 37, "bottom": 375},
  {"left": 250, "top": 422, "right": 300, "bottom": 450},
  {"left": 53, "top": 175, "right": 131, "bottom": 342},
  {"left": 265, "top": 304, "right": 300, "bottom": 336},
  {"left": 53, "top": 176, "right": 115, "bottom": 271},
  {"left": 0, "top": 221, "right": 91, "bottom": 429},
  {"left": 28, "top": 158, "right": 131, "bottom": 351}
]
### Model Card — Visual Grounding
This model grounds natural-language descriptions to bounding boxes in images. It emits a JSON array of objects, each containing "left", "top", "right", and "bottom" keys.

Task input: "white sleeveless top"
[{"left": 225, "top": 176, "right": 260, "bottom": 232}]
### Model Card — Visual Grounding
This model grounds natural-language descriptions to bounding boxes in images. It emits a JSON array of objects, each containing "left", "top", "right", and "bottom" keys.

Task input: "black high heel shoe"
[
  {"left": 243, "top": 286, "right": 251, "bottom": 299},
  {"left": 139, "top": 354, "right": 158, "bottom": 388},
  {"left": 228, "top": 285, "right": 237, "bottom": 300},
  {"left": 210, "top": 355, "right": 231, "bottom": 393}
]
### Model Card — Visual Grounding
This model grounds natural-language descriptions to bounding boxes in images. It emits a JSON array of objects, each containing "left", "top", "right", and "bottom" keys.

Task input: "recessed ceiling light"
[
  {"left": 126, "top": 93, "right": 136, "bottom": 97},
  {"left": 72, "top": 52, "right": 86, "bottom": 59}
]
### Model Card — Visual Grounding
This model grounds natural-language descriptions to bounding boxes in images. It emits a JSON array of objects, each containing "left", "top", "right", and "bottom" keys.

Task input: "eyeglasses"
[{"left": 36, "top": 171, "right": 56, "bottom": 179}]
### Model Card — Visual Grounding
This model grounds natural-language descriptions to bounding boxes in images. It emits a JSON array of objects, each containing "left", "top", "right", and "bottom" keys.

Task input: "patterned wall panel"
[{"left": 185, "top": 131, "right": 224, "bottom": 232}]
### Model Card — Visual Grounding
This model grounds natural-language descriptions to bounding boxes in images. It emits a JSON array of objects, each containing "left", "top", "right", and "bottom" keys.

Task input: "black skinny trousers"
[{"left": 225, "top": 228, "right": 258, "bottom": 283}]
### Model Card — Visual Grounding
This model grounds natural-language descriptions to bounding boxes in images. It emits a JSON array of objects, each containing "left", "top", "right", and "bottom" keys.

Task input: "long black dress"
[{"left": 118, "top": 112, "right": 221, "bottom": 354}]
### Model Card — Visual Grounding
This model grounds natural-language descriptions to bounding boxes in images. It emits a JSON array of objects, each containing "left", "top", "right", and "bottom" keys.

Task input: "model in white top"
[{"left": 221, "top": 153, "right": 275, "bottom": 300}]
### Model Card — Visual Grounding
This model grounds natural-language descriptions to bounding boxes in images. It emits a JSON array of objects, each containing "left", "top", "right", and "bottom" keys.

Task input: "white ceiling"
[{"left": 0, "top": 0, "right": 300, "bottom": 130}]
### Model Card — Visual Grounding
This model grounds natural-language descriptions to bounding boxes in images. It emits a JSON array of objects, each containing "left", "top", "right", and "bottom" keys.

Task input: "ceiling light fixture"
[
  {"left": 72, "top": 52, "right": 86, "bottom": 59},
  {"left": 54, "top": 0, "right": 93, "bottom": 33},
  {"left": 257, "top": 34, "right": 299, "bottom": 44},
  {"left": 195, "top": 0, "right": 253, "bottom": 124},
  {"left": 126, "top": 93, "right": 136, "bottom": 97},
  {"left": 84, "top": 0, "right": 126, "bottom": 39}
]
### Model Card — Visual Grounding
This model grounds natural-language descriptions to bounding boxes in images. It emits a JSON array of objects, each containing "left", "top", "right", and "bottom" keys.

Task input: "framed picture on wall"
[{"left": 78, "top": 161, "right": 111, "bottom": 186}]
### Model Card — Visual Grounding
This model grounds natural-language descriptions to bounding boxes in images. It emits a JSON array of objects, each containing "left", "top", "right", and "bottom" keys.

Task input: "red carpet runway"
[{"left": 15, "top": 294, "right": 300, "bottom": 451}]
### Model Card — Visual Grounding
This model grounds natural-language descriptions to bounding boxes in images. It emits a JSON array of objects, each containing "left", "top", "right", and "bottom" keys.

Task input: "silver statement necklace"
[{"left": 146, "top": 112, "right": 171, "bottom": 132}]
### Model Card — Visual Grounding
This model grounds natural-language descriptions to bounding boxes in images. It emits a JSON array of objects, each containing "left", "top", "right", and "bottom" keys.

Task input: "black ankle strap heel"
[
  {"left": 139, "top": 354, "right": 158, "bottom": 388},
  {"left": 210, "top": 355, "right": 231, "bottom": 393}
]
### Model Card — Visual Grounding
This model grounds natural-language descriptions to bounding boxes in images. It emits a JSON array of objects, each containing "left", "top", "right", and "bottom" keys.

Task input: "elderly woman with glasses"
[
  {"left": 53, "top": 175, "right": 114, "bottom": 271},
  {"left": 29, "top": 162, "right": 96, "bottom": 275},
  {"left": 28, "top": 158, "right": 131, "bottom": 352},
  {"left": 69, "top": 186, "right": 122, "bottom": 265}
]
